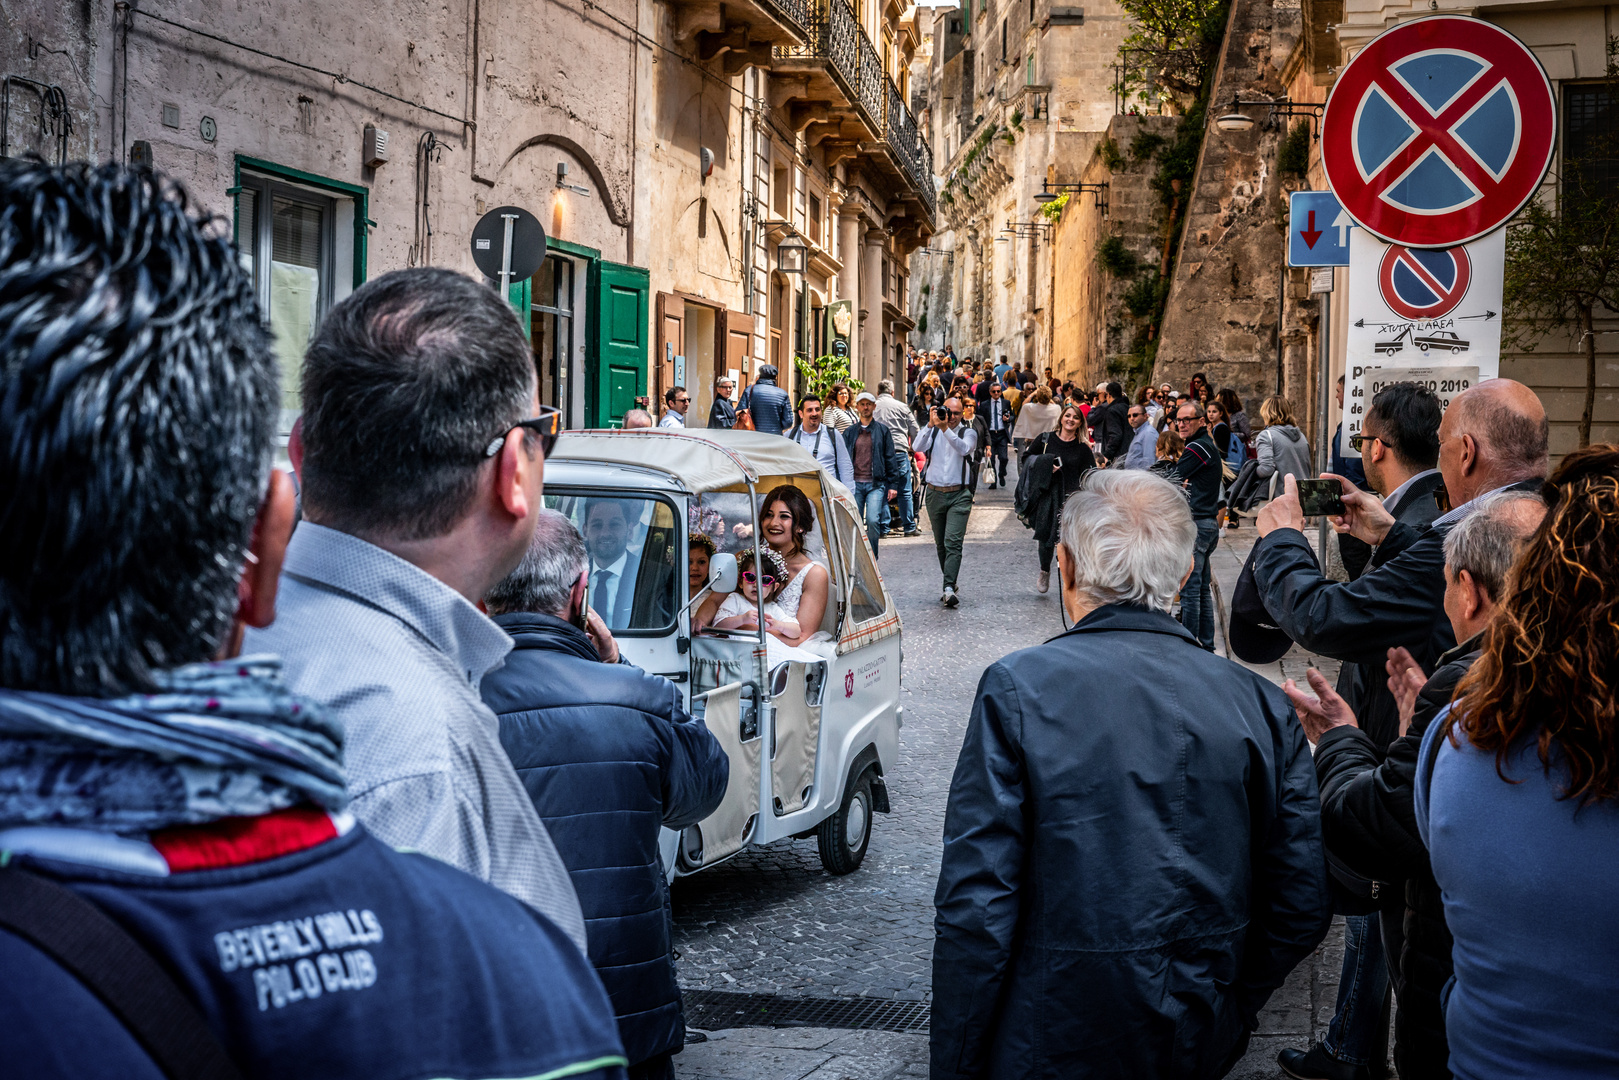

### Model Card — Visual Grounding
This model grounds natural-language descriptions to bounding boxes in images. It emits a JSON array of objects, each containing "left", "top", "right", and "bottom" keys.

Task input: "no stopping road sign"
[{"left": 1322, "top": 16, "right": 1555, "bottom": 249}]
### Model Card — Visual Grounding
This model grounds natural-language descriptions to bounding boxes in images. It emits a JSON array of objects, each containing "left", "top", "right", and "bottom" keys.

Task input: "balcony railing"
[
  {"left": 764, "top": 0, "right": 814, "bottom": 40},
  {"left": 773, "top": 0, "right": 936, "bottom": 219}
]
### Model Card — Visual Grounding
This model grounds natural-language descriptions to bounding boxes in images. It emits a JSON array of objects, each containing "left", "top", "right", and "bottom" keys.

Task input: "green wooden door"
[{"left": 591, "top": 260, "right": 649, "bottom": 428}]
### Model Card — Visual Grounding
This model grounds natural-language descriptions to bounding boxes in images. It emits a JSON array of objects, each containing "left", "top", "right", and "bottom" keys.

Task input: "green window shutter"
[
  {"left": 508, "top": 277, "right": 532, "bottom": 340},
  {"left": 591, "top": 260, "right": 649, "bottom": 428}
]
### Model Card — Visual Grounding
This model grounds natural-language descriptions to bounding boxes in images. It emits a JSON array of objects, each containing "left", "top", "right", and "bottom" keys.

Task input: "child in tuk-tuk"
[{"left": 712, "top": 547, "right": 801, "bottom": 644}]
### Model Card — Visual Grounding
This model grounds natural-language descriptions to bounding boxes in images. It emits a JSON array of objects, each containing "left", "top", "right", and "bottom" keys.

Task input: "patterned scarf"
[{"left": 0, "top": 656, "right": 345, "bottom": 834}]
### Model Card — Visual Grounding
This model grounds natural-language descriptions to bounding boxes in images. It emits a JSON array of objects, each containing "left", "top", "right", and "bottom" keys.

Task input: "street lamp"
[
  {"left": 1213, "top": 96, "right": 1325, "bottom": 137},
  {"left": 776, "top": 232, "right": 808, "bottom": 275},
  {"left": 1032, "top": 181, "right": 1110, "bottom": 216}
]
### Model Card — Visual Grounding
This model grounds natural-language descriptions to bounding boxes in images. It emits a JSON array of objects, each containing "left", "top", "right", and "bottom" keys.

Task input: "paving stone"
[{"left": 672, "top": 1041, "right": 831, "bottom": 1080}]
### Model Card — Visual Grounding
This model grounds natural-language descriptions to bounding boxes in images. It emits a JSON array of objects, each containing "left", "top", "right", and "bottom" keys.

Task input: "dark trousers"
[
  {"left": 925, "top": 486, "right": 973, "bottom": 590},
  {"left": 986, "top": 429, "right": 1010, "bottom": 485}
]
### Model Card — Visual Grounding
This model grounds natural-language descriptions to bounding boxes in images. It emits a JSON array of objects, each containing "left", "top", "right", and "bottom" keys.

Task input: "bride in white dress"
[{"left": 759, "top": 485, "right": 837, "bottom": 658}]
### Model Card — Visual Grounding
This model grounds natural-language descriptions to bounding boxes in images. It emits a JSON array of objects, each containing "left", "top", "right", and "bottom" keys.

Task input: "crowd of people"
[{"left": 5, "top": 161, "right": 1617, "bottom": 1080}]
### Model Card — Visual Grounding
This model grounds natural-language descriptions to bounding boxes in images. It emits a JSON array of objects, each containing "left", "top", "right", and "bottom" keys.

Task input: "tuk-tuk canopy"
[{"left": 550, "top": 429, "right": 857, "bottom": 507}]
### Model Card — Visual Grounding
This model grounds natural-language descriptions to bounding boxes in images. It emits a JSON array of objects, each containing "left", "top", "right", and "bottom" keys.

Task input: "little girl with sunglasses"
[{"left": 712, "top": 547, "right": 802, "bottom": 643}]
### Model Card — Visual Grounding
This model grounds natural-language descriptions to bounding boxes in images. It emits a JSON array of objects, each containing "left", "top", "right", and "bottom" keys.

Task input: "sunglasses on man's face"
[
  {"left": 483, "top": 405, "right": 562, "bottom": 460},
  {"left": 1348, "top": 432, "right": 1381, "bottom": 453},
  {"left": 741, "top": 571, "right": 775, "bottom": 587}
]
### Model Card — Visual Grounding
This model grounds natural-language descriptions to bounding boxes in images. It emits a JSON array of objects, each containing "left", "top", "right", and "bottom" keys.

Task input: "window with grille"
[{"left": 1564, "top": 83, "right": 1617, "bottom": 214}]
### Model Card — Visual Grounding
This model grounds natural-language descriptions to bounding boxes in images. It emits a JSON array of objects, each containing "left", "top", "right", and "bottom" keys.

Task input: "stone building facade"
[
  {"left": 906, "top": 0, "right": 1124, "bottom": 370},
  {"left": 0, "top": 0, "right": 934, "bottom": 431},
  {"left": 1150, "top": 0, "right": 1616, "bottom": 455}
]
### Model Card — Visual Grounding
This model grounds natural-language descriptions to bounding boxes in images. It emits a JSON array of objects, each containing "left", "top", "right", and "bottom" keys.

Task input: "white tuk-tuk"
[{"left": 544, "top": 429, "right": 904, "bottom": 878}]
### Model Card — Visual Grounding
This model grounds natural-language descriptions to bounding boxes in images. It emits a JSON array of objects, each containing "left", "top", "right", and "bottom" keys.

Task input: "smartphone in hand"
[{"left": 1297, "top": 478, "right": 1346, "bottom": 517}]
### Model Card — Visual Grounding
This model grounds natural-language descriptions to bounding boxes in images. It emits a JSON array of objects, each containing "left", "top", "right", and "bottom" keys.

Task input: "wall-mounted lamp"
[
  {"left": 1213, "top": 96, "right": 1326, "bottom": 137},
  {"left": 1033, "top": 181, "right": 1110, "bottom": 216},
  {"left": 556, "top": 161, "right": 592, "bottom": 196},
  {"left": 776, "top": 232, "right": 808, "bottom": 275}
]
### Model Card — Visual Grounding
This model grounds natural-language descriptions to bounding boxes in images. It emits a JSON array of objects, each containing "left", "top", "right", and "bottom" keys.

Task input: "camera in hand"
[
  {"left": 934, "top": 405, "right": 951, "bottom": 422},
  {"left": 1297, "top": 478, "right": 1346, "bottom": 517}
]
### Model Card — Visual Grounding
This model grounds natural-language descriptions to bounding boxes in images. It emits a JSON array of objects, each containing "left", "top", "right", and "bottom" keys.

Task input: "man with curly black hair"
[{"left": 0, "top": 162, "right": 625, "bottom": 1080}]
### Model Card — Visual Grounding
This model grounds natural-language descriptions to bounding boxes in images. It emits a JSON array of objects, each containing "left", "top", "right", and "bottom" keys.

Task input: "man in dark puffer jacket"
[
  {"left": 483, "top": 511, "right": 730, "bottom": 1080},
  {"left": 1281, "top": 491, "right": 1545, "bottom": 1079}
]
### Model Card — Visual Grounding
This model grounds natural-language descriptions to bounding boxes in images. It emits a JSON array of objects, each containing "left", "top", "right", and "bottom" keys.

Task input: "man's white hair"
[{"left": 1059, "top": 470, "right": 1196, "bottom": 612}]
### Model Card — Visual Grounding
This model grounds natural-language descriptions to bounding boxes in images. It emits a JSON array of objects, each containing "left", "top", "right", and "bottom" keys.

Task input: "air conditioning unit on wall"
[{"left": 362, "top": 125, "right": 390, "bottom": 168}]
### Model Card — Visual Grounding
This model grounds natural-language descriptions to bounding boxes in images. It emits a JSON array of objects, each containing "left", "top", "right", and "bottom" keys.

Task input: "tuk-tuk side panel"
[
  {"left": 687, "top": 682, "right": 760, "bottom": 868},
  {"left": 768, "top": 663, "right": 821, "bottom": 817},
  {"left": 751, "top": 633, "right": 901, "bottom": 844}
]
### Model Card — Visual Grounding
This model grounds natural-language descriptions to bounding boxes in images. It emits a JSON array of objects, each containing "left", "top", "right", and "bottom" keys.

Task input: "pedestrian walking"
[
  {"left": 845, "top": 392, "right": 905, "bottom": 556},
  {"left": 932, "top": 469, "right": 1331, "bottom": 1080},
  {"left": 874, "top": 379, "right": 923, "bottom": 537},
  {"left": 708, "top": 375, "right": 737, "bottom": 429},
  {"left": 1188, "top": 371, "right": 1212, "bottom": 404},
  {"left": 1227, "top": 396, "right": 1312, "bottom": 521},
  {"left": 0, "top": 161, "right": 626, "bottom": 1080},
  {"left": 1090, "top": 381, "right": 1131, "bottom": 465},
  {"left": 911, "top": 382, "right": 938, "bottom": 429},
  {"left": 1277, "top": 491, "right": 1546, "bottom": 1080},
  {"left": 980, "top": 381, "right": 1013, "bottom": 487},
  {"left": 1023, "top": 403, "right": 1095, "bottom": 594},
  {"left": 1415, "top": 445, "right": 1619, "bottom": 1080},
  {"left": 1169, "top": 400, "right": 1224, "bottom": 650},
  {"left": 1011, "top": 385, "right": 1060, "bottom": 456},
  {"left": 788, "top": 394, "right": 855, "bottom": 486},
  {"left": 737, "top": 363, "right": 794, "bottom": 434},
  {"left": 482, "top": 511, "right": 730, "bottom": 1080},
  {"left": 658, "top": 385, "right": 688, "bottom": 428},
  {"left": 1123, "top": 402, "right": 1159, "bottom": 468},
  {"left": 1217, "top": 388, "right": 1251, "bottom": 440},
  {"left": 914, "top": 395, "right": 977, "bottom": 608},
  {"left": 825, "top": 382, "right": 858, "bottom": 432}
]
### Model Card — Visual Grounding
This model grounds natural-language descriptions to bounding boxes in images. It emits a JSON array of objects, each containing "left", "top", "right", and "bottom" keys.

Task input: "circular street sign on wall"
[
  {"left": 1322, "top": 16, "right": 1555, "bottom": 249},
  {"left": 1378, "top": 244, "right": 1473, "bottom": 320},
  {"left": 470, "top": 206, "right": 547, "bottom": 283}
]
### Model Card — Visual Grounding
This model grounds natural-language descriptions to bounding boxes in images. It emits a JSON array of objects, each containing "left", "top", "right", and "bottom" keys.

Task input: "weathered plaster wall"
[
  {"left": 1050, "top": 115, "right": 1179, "bottom": 388},
  {"left": 1152, "top": 0, "right": 1301, "bottom": 411}
]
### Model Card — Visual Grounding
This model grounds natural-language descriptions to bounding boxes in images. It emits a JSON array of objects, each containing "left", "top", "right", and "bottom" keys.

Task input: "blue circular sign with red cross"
[
  {"left": 1322, "top": 16, "right": 1555, "bottom": 248},
  {"left": 1378, "top": 244, "right": 1472, "bottom": 320}
]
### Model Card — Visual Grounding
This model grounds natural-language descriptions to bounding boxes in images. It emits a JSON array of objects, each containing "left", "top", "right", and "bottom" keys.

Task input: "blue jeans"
[
  {"left": 1179, "top": 518, "right": 1219, "bottom": 649},
  {"left": 1324, "top": 912, "right": 1390, "bottom": 1066},
  {"left": 853, "top": 481, "right": 888, "bottom": 556}
]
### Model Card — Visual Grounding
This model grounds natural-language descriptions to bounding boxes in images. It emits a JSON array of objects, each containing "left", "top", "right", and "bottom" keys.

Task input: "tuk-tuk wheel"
[{"left": 817, "top": 769, "right": 874, "bottom": 875}]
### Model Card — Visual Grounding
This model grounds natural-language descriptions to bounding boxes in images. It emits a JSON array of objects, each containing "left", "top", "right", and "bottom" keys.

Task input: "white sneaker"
[
  {"left": 1037, "top": 570, "right": 1050, "bottom": 594},
  {"left": 942, "top": 586, "right": 960, "bottom": 608}
]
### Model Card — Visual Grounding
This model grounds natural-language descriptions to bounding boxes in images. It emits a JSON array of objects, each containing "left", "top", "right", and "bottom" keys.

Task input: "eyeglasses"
[
  {"left": 1348, "top": 432, "right": 1381, "bottom": 453},
  {"left": 947, "top": 409, "right": 963, "bottom": 417},
  {"left": 1173, "top": 416, "right": 1200, "bottom": 426},
  {"left": 741, "top": 571, "right": 776, "bottom": 587},
  {"left": 674, "top": 396, "right": 690, "bottom": 405},
  {"left": 483, "top": 405, "right": 562, "bottom": 459}
]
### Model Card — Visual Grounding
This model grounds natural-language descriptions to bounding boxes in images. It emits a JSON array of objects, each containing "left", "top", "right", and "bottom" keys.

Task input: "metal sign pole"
[
  {"left": 498, "top": 212, "right": 518, "bottom": 292},
  {"left": 1316, "top": 287, "right": 1333, "bottom": 559}
]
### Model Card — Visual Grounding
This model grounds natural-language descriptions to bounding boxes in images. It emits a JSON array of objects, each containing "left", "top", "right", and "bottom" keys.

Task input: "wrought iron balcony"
[{"left": 773, "top": 0, "right": 936, "bottom": 220}]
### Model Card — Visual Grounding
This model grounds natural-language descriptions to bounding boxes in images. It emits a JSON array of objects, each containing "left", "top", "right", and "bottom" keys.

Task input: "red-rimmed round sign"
[
  {"left": 1378, "top": 244, "right": 1473, "bottom": 320},
  {"left": 1322, "top": 16, "right": 1555, "bottom": 249}
]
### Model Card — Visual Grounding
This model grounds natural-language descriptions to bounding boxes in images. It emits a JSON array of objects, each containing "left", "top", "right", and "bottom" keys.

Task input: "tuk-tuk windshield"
[{"left": 545, "top": 493, "right": 678, "bottom": 633}]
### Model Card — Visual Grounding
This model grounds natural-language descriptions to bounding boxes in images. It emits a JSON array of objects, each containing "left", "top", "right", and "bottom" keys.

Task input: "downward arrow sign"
[
  {"left": 1300, "top": 210, "right": 1323, "bottom": 249},
  {"left": 1333, "top": 209, "right": 1354, "bottom": 247}
]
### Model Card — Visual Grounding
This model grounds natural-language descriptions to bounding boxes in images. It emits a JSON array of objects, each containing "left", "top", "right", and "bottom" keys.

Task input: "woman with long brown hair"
[
  {"left": 1024, "top": 403, "right": 1095, "bottom": 594},
  {"left": 757, "top": 484, "right": 830, "bottom": 648},
  {"left": 1415, "top": 444, "right": 1619, "bottom": 1079}
]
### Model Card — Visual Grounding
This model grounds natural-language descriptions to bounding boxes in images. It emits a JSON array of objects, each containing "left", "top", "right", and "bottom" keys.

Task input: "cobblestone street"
[{"left": 672, "top": 479, "right": 1365, "bottom": 1079}]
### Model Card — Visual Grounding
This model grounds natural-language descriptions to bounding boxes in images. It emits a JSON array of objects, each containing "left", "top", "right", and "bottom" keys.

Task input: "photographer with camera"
[{"left": 915, "top": 396, "right": 978, "bottom": 608}]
